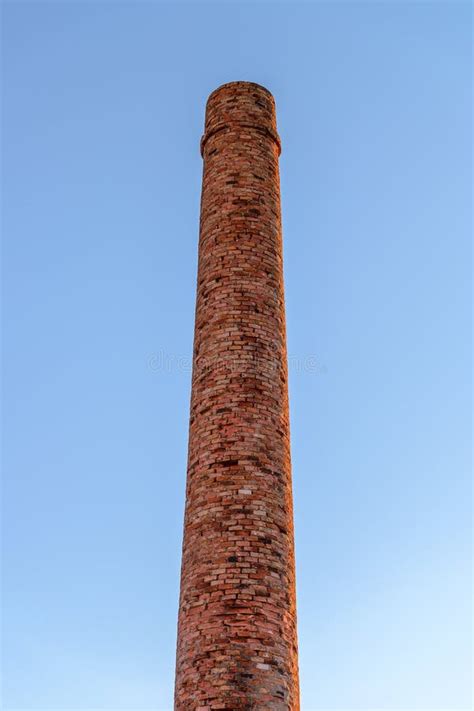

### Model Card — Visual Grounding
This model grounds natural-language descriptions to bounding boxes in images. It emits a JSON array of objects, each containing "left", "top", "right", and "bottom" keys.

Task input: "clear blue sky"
[{"left": 2, "top": 2, "right": 471, "bottom": 709}]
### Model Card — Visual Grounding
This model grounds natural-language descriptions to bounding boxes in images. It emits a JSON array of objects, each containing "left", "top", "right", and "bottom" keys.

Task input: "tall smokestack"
[{"left": 174, "top": 81, "right": 299, "bottom": 710}]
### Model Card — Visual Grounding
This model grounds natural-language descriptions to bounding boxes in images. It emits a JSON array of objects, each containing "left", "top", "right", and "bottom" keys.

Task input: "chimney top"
[{"left": 201, "top": 81, "right": 280, "bottom": 157}]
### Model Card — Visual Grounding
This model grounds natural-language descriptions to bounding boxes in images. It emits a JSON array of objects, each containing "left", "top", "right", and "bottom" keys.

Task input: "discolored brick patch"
[{"left": 174, "top": 81, "right": 299, "bottom": 710}]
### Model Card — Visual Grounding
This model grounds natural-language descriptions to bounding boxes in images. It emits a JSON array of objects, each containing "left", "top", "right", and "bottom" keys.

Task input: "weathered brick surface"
[{"left": 175, "top": 82, "right": 299, "bottom": 710}]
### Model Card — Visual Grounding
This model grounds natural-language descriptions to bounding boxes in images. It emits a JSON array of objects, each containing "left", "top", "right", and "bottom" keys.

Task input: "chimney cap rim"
[{"left": 207, "top": 81, "right": 275, "bottom": 103}]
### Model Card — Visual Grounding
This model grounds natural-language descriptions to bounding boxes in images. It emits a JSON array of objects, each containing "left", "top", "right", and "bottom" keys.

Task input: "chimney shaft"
[{"left": 175, "top": 81, "right": 299, "bottom": 710}]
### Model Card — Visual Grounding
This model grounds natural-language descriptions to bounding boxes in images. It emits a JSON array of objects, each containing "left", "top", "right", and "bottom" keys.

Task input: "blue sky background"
[{"left": 2, "top": 2, "right": 471, "bottom": 709}]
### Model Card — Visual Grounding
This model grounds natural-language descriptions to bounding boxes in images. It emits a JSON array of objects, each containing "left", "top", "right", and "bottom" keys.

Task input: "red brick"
[{"left": 174, "top": 81, "right": 299, "bottom": 710}]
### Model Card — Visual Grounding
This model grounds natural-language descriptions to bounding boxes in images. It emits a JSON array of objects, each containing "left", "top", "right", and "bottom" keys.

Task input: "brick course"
[{"left": 174, "top": 81, "right": 299, "bottom": 710}]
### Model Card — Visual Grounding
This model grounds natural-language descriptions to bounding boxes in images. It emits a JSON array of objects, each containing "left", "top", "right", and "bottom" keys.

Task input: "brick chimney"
[{"left": 174, "top": 81, "right": 299, "bottom": 710}]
